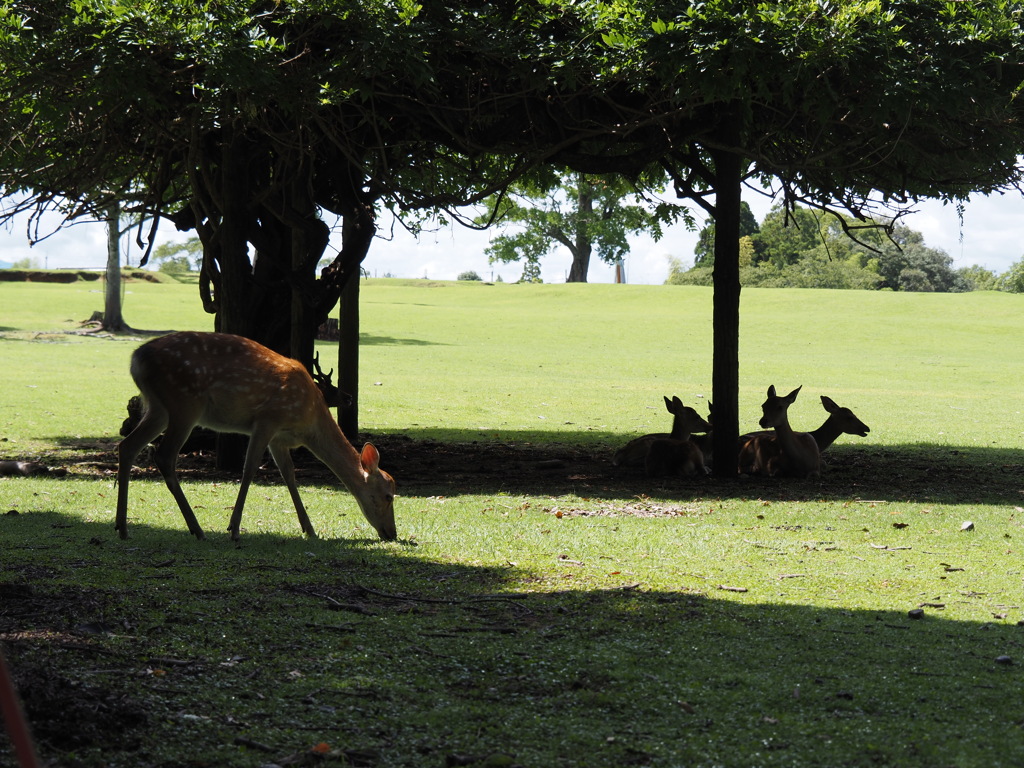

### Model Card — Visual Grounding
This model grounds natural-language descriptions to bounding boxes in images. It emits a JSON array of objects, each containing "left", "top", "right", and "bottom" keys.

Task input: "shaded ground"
[
  {"left": 50, "top": 429, "right": 1024, "bottom": 506},
  {"left": 3, "top": 434, "right": 1022, "bottom": 764}
]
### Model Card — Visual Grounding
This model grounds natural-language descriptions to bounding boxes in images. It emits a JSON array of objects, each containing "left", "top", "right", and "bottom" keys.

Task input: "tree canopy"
[
  {"left": 3, "top": 0, "right": 1024, "bottom": 470},
  {"left": 672, "top": 205, "right": 996, "bottom": 292},
  {"left": 477, "top": 170, "right": 685, "bottom": 282}
]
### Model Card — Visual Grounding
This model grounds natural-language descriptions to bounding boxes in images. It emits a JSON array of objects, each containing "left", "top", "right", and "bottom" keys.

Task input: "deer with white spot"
[{"left": 115, "top": 331, "right": 396, "bottom": 541}]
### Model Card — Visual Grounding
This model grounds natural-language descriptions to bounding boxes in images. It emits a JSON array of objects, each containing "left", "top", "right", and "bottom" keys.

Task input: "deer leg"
[
  {"left": 269, "top": 443, "right": 317, "bottom": 538},
  {"left": 226, "top": 431, "right": 274, "bottom": 541},
  {"left": 152, "top": 418, "right": 206, "bottom": 540},
  {"left": 115, "top": 407, "right": 168, "bottom": 539}
]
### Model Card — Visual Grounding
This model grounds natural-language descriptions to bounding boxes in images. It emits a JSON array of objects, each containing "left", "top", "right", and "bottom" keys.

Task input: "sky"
[{"left": 2, "top": 189, "right": 1022, "bottom": 285}]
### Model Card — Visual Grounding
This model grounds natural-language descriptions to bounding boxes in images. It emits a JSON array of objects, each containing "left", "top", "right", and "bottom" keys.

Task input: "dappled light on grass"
[
  {"left": 2, "top": 508, "right": 1023, "bottom": 766},
  {"left": 3, "top": 282, "right": 1024, "bottom": 765}
]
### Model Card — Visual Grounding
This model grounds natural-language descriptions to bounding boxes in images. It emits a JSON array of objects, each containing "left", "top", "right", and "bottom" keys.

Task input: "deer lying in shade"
[
  {"left": 613, "top": 396, "right": 711, "bottom": 476},
  {"left": 739, "top": 394, "right": 869, "bottom": 477},
  {"left": 116, "top": 331, "right": 396, "bottom": 542}
]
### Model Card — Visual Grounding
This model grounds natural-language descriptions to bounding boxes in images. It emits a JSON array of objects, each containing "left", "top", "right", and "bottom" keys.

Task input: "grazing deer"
[
  {"left": 739, "top": 395, "right": 869, "bottom": 475},
  {"left": 748, "top": 385, "right": 821, "bottom": 478},
  {"left": 613, "top": 396, "right": 711, "bottom": 475},
  {"left": 115, "top": 332, "right": 396, "bottom": 542}
]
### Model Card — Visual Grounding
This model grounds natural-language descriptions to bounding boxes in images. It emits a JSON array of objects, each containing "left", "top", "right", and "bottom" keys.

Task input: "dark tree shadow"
[
  {"left": 47, "top": 427, "right": 1024, "bottom": 507},
  {"left": 1, "top": 510, "right": 1022, "bottom": 767}
]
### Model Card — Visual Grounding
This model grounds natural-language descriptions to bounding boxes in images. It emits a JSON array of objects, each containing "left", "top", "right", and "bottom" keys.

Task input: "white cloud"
[{"left": 3, "top": 190, "right": 1022, "bottom": 282}]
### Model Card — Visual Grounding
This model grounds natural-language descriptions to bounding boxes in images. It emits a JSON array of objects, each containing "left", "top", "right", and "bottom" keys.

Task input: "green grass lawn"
[{"left": 1, "top": 278, "right": 1022, "bottom": 767}]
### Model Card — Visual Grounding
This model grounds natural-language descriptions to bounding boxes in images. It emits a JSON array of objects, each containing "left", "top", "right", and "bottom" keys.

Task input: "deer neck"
[
  {"left": 808, "top": 415, "right": 842, "bottom": 451},
  {"left": 301, "top": 416, "right": 366, "bottom": 490},
  {"left": 772, "top": 419, "right": 819, "bottom": 475},
  {"left": 772, "top": 420, "right": 803, "bottom": 456}
]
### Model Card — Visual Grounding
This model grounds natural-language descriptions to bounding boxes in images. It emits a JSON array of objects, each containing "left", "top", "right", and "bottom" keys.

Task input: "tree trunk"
[
  {"left": 214, "top": 131, "right": 253, "bottom": 338},
  {"left": 214, "top": 127, "right": 255, "bottom": 471},
  {"left": 102, "top": 202, "right": 128, "bottom": 332},
  {"left": 338, "top": 272, "right": 360, "bottom": 440},
  {"left": 334, "top": 202, "right": 376, "bottom": 440},
  {"left": 567, "top": 176, "right": 592, "bottom": 282},
  {"left": 290, "top": 216, "right": 311, "bottom": 364},
  {"left": 709, "top": 146, "right": 742, "bottom": 477}
]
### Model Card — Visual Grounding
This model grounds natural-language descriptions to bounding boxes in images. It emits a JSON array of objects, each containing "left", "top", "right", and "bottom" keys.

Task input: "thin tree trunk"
[
  {"left": 334, "top": 200, "right": 376, "bottom": 440},
  {"left": 338, "top": 273, "right": 360, "bottom": 440},
  {"left": 102, "top": 202, "right": 128, "bottom": 332},
  {"left": 567, "top": 175, "right": 592, "bottom": 282},
  {"left": 710, "top": 146, "right": 742, "bottom": 477},
  {"left": 290, "top": 220, "right": 309, "bottom": 363}
]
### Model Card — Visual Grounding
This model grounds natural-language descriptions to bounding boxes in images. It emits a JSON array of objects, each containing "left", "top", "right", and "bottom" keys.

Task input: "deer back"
[
  {"left": 644, "top": 437, "right": 706, "bottom": 477},
  {"left": 131, "top": 332, "right": 327, "bottom": 438}
]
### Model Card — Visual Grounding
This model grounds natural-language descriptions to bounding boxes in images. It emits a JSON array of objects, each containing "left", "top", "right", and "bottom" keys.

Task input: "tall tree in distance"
[
  {"left": 693, "top": 201, "right": 760, "bottom": 267},
  {"left": 101, "top": 202, "right": 129, "bottom": 333},
  {"left": 479, "top": 171, "right": 685, "bottom": 282}
]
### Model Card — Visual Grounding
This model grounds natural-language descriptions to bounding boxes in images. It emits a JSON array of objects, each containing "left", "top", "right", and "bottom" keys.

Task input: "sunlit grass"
[{"left": 1, "top": 278, "right": 1022, "bottom": 767}]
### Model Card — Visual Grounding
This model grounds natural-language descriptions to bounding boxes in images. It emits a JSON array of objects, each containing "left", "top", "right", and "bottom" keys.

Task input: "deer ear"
[
  {"left": 672, "top": 395, "right": 683, "bottom": 408},
  {"left": 786, "top": 385, "right": 802, "bottom": 402},
  {"left": 767, "top": 385, "right": 777, "bottom": 397},
  {"left": 664, "top": 396, "right": 672, "bottom": 411},
  {"left": 820, "top": 395, "right": 838, "bottom": 412},
  {"left": 360, "top": 443, "right": 381, "bottom": 473}
]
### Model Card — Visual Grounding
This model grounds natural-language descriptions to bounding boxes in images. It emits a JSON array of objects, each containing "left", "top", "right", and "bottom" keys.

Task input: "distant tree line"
[{"left": 668, "top": 203, "right": 1024, "bottom": 292}]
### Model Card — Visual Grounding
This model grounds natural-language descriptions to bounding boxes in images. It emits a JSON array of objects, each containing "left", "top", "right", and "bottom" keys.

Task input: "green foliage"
[
  {"left": 997, "top": 257, "right": 1024, "bottom": 292},
  {"left": 675, "top": 204, "right": 985, "bottom": 292},
  {"left": 693, "top": 201, "right": 760, "bottom": 266},
  {"left": 518, "top": 260, "right": 542, "bottom": 283},
  {"left": 10, "top": 255, "right": 41, "bottom": 269},
  {"left": 150, "top": 237, "right": 201, "bottom": 272},
  {"left": 478, "top": 170, "right": 687, "bottom": 282},
  {"left": 751, "top": 205, "right": 825, "bottom": 267},
  {"left": 666, "top": 257, "right": 712, "bottom": 286},
  {"left": 157, "top": 256, "right": 191, "bottom": 275},
  {"left": 456, "top": 270, "right": 482, "bottom": 281},
  {"left": 866, "top": 226, "right": 967, "bottom": 292},
  {"left": 957, "top": 264, "right": 999, "bottom": 291}
]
